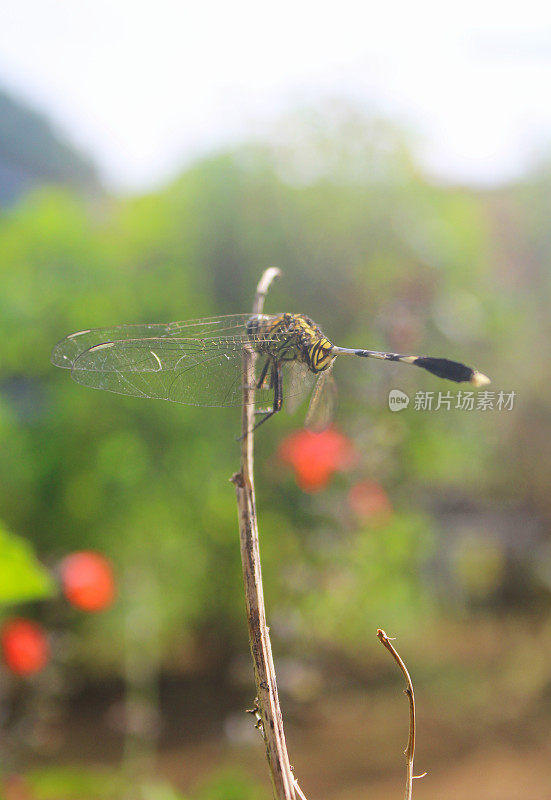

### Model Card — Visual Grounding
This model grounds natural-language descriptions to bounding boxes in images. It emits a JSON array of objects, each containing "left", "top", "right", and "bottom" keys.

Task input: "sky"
[{"left": 2, "top": 0, "right": 551, "bottom": 191}]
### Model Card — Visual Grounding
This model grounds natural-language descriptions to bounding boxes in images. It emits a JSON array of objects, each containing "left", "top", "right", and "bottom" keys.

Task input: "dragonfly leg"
[
  {"left": 256, "top": 357, "right": 272, "bottom": 390},
  {"left": 249, "top": 362, "right": 283, "bottom": 432},
  {"left": 242, "top": 357, "right": 272, "bottom": 393},
  {"left": 237, "top": 362, "right": 283, "bottom": 439}
]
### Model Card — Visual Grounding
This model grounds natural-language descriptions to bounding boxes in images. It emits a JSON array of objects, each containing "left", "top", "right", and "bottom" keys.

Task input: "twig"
[
  {"left": 231, "top": 268, "right": 297, "bottom": 800},
  {"left": 293, "top": 779, "right": 309, "bottom": 800},
  {"left": 377, "top": 629, "right": 426, "bottom": 800}
]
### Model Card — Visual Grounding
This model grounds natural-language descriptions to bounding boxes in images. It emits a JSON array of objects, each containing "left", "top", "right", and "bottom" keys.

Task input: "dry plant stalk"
[
  {"left": 231, "top": 267, "right": 297, "bottom": 800},
  {"left": 230, "top": 272, "right": 424, "bottom": 800},
  {"left": 377, "top": 629, "right": 426, "bottom": 800}
]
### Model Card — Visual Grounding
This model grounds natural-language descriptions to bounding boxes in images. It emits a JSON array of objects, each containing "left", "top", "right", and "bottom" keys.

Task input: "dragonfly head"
[{"left": 309, "top": 337, "right": 335, "bottom": 373}]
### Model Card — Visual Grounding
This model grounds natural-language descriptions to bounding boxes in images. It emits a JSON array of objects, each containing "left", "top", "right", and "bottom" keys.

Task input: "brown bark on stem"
[{"left": 231, "top": 268, "right": 297, "bottom": 800}]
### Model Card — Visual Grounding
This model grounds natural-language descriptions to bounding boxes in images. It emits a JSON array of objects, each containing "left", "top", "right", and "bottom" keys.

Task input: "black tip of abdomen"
[{"left": 415, "top": 357, "right": 473, "bottom": 383}]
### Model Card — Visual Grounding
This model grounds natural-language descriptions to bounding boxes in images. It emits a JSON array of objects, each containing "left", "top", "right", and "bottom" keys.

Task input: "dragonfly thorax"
[{"left": 247, "top": 313, "right": 335, "bottom": 374}]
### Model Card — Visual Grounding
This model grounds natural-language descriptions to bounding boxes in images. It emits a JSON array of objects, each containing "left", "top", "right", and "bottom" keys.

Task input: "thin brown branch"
[
  {"left": 377, "top": 629, "right": 426, "bottom": 800},
  {"left": 231, "top": 267, "right": 297, "bottom": 800},
  {"left": 293, "top": 779, "right": 309, "bottom": 800},
  {"left": 253, "top": 266, "right": 283, "bottom": 316}
]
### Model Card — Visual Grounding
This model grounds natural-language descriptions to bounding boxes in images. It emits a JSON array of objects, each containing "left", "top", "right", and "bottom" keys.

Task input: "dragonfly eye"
[{"left": 310, "top": 339, "right": 334, "bottom": 372}]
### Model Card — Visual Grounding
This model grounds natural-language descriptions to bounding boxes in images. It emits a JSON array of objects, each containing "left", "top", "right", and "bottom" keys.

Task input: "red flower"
[
  {"left": 278, "top": 427, "right": 356, "bottom": 492},
  {"left": 348, "top": 480, "right": 393, "bottom": 524},
  {"left": 61, "top": 551, "right": 116, "bottom": 612},
  {"left": 1, "top": 619, "right": 49, "bottom": 676}
]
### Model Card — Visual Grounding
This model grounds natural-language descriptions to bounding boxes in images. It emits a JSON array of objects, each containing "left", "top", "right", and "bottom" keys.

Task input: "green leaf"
[{"left": 0, "top": 521, "right": 55, "bottom": 606}]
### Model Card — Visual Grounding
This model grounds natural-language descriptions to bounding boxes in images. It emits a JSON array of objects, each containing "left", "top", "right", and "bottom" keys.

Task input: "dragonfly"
[{"left": 51, "top": 312, "right": 490, "bottom": 432}]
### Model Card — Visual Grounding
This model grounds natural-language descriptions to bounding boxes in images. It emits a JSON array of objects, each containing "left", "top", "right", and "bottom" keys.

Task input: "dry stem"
[
  {"left": 377, "top": 629, "right": 426, "bottom": 800},
  {"left": 231, "top": 267, "right": 297, "bottom": 800}
]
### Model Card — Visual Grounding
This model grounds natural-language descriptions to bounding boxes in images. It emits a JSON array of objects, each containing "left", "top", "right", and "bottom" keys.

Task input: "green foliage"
[
  {"left": 28, "top": 766, "right": 123, "bottom": 800},
  {"left": 26, "top": 766, "right": 266, "bottom": 800},
  {"left": 193, "top": 768, "right": 268, "bottom": 800},
  {"left": 0, "top": 521, "right": 55, "bottom": 606},
  {"left": 272, "top": 510, "right": 435, "bottom": 644}
]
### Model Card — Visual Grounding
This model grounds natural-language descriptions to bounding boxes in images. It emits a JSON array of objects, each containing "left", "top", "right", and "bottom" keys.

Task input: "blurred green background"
[{"left": 1, "top": 88, "right": 551, "bottom": 800}]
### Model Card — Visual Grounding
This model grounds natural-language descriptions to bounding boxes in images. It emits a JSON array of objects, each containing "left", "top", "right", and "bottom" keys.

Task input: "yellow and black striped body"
[{"left": 246, "top": 313, "right": 335, "bottom": 374}]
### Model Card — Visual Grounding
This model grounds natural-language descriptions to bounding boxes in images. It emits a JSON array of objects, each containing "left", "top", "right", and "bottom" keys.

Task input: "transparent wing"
[
  {"left": 71, "top": 336, "right": 259, "bottom": 407},
  {"left": 69, "top": 336, "right": 314, "bottom": 409},
  {"left": 52, "top": 314, "right": 266, "bottom": 369},
  {"left": 284, "top": 361, "right": 317, "bottom": 414},
  {"left": 304, "top": 368, "right": 338, "bottom": 431}
]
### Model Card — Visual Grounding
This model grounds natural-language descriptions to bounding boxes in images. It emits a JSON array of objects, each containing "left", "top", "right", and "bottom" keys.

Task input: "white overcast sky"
[{"left": 2, "top": 1, "right": 551, "bottom": 191}]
